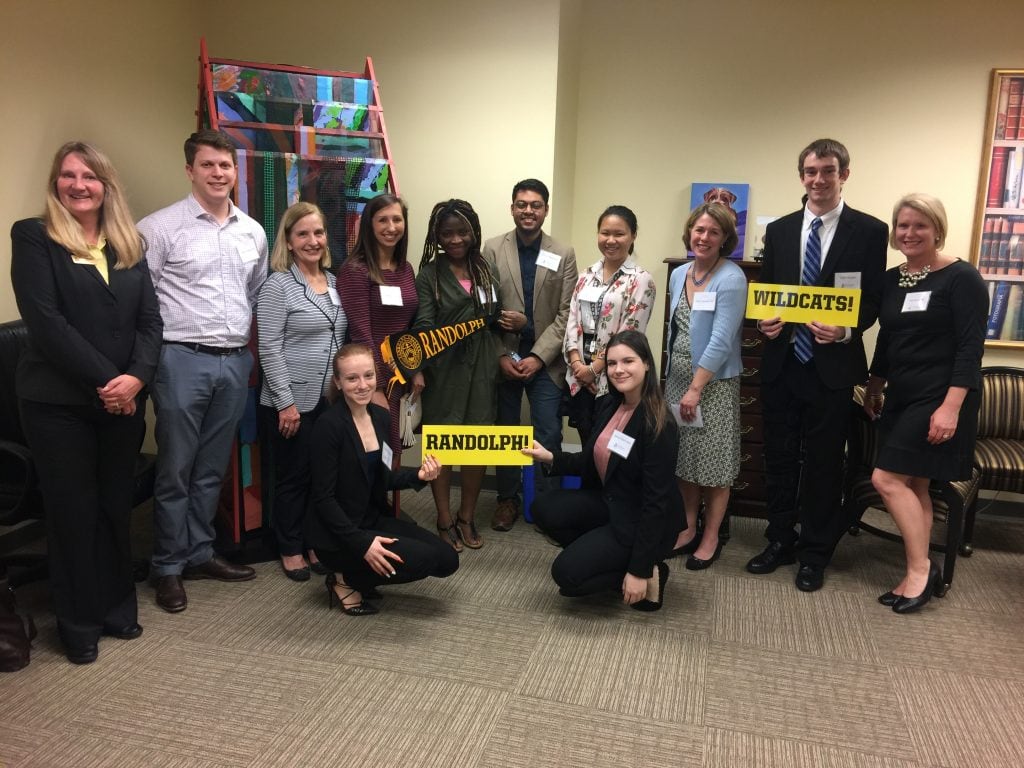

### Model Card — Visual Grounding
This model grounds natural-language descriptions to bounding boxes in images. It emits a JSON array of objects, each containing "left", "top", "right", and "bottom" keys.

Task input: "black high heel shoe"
[
  {"left": 325, "top": 574, "right": 378, "bottom": 616},
  {"left": 631, "top": 561, "right": 670, "bottom": 612},
  {"left": 892, "top": 562, "right": 941, "bottom": 615},
  {"left": 685, "top": 541, "right": 724, "bottom": 571}
]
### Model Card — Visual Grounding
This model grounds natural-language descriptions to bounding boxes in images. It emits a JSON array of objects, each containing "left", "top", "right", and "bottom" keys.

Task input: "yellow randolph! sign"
[
  {"left": 746, "top": 283, "right": 861, "bottom": 325},
  {"left": 422, "top": 425, "right": 533, "bottom": 466}
]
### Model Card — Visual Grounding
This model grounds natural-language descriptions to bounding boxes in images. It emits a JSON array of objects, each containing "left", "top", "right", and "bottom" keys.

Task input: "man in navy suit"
[{"left": 747, "top": 139, "right": 888, "bottom": 591}]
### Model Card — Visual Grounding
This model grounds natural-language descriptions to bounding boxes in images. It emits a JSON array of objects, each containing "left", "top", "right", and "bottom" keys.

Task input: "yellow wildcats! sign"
[
  {"left": 422, "top": 425, "right": 533, "bottom": 466},
  {"left": 745, "top": 283, "right": 861, "bottom": 326}
]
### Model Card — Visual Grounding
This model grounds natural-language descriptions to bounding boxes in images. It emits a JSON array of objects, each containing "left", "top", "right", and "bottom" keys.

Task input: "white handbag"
[{"left": 399, "top": 393, "right": 421, "bottom": 448}]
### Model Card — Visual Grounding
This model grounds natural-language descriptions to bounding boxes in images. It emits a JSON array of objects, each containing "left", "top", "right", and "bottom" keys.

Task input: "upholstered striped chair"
[
  {"left": 961, "top": 367, "right": 1024, "bottom": 556},
  {"left": 843, "top": 386, "right": 980, "bottom": 595}
]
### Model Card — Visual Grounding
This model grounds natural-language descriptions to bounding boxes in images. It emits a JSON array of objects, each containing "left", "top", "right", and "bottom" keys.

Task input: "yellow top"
[{"left": 80, "top": 235, "right": 109, "bottom": 284}]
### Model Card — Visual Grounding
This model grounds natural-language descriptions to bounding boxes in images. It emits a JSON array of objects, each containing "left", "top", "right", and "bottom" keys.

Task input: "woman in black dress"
[{"left": 864, "top": 193, "right": 987, "bottom": 614}]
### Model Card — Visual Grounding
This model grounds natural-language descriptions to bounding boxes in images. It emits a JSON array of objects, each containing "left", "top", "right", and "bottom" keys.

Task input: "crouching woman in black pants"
[
  {"left": 525, "top": 330, "right": 683, "bottom": 610},
  {"left": 308, "top": 344, "right": 458, "bottom": 615}
]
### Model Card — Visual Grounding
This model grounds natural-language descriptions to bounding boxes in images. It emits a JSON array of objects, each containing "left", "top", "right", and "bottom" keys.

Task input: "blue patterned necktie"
[{"left": 793, "top": 217, "right": 823, "bottom": 363}]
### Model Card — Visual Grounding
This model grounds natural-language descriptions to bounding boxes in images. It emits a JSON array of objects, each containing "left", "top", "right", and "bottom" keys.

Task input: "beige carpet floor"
[{"left": 2, "top": 491, "right": 1023, "bottom": 768}]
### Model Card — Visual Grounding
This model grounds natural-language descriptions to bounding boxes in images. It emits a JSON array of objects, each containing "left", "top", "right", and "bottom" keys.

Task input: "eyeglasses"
[{"left": 513, "top": 201, "right": 546, "bottom": 211}]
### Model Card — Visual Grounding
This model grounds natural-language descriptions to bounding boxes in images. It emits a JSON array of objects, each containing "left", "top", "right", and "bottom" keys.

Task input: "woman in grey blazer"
[
  {"left": 664, "top": 203, "right": 747, "bottom": 570},
  {"left": 258, "top": 202, "right": 347, "bottom": 581}
]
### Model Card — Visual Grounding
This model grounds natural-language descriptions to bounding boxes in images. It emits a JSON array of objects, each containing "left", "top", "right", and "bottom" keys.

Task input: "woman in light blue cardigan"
[{"left": 664, "top": 203, "right": 747, "bottom": 570}]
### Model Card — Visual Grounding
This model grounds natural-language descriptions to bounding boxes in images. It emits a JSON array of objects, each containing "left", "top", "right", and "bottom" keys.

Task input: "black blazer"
[
  {"left": 10, "top": 218, "right": 162, "bottom": 406},
  {"left": 548, "top": 393, "right": 683, "bottom": 578},
  {"left": 307, "top": 400, "right": 425, "bottom": 559},
  {"left": 759, "top": 205, "right": 888, "bottom": 389}
]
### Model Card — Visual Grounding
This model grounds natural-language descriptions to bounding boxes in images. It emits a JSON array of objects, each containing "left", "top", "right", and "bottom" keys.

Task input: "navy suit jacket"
[
  {"left": 548, "top": 393, "right": 683, "bottom": 578},
  {"left": 759, "top": 205, "right": 888, "bottom": 389},
  {"left": 10, "top": 218, "right": 162, "bottom": 406}
]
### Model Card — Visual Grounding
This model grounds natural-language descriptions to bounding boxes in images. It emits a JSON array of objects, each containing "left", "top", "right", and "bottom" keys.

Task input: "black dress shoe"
[
  {"left": 66, "top": 644, "right": 98, "bottom": 665},
  {"left": 183, "top": 555, "right": 256, "bottom": 582},
  {"left": 308, "top": 561, "right": 330, "bottom": 576},
  {"left": 893, "top": 562, "right": 941, "bottom": 615},
  {"left": 102, "top": 622, "right": 143, "bottom": 640},
  {"left": 280, "top": 560, "right": 311, "bottom": 582},
  {"left": 746, "top": 541, "right": 796, "bottom": 574},
  {"left": 795, "top": 564, "right": 825, "bottom": 592},
  {"left": 631, "top": 561, "right": 670, "bottom": 612},
  {"left": 685, "top": 542, "right": 724, "bottom": 571},
  {"left": 154, "top": 575, "right": 187, "bottom": 613},
  {"left": 877, "top": 591, "right": 901, "bottom": 607}
]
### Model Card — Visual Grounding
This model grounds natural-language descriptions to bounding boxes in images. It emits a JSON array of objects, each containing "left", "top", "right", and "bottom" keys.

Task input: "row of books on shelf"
[
  {"left": 995, "top": 77, "right": 1024, "bottom": 140},
  {"left": 987, "top": 281, "right": 1024, "bottom": 341},
  {"left": 979, "top": 215, "right": 1024, "bottom": 275},
  {"left": 987, "top": 146, "right": 1024, "bottom": 208}
]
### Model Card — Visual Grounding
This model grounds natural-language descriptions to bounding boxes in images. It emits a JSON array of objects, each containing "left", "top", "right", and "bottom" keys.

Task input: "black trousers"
[
  {"left": 18, "top": 399, "right": 144, "bottom": 650},
  {"left": 262, "top": 402, "right": 326, "bottom": 556},
  {"left": 533, "top": 487, "right": 663, "bottom": 596},
  {"left": 316, "top": 516, "right": 459, "bottom": 593},
  {"left": 761, "top": 352, "right": 853, "bottom": 567}
]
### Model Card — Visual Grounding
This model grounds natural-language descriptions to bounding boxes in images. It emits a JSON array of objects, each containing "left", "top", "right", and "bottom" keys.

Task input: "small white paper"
[
  {"left": 673, "top": 405, "right": 704, "bottom": 428},
  {"left": 71, "top": 256, "right": 95, "bottom": 265},
  {"left": 381, "top": 442, "right": 394, "bottom": 469},
  {"left": 327, "top": 287, "right": 341, "bottom": 306},
  {"left": 536, "top": 250, "right": 561, "bottom": 271},
  {"left": 692, "top": 292, "right": 717, "bottom": 311},
  {"left": 901, "top": 291, "right": 931, "bottom": 313},
  {"left": 834, "top": 272, "right": 861, "bottom": 289},
  {"left": 379, "top": 285, "right": 403, "bottom": 306},
  {"left": 578, "top": 284, "right": 603, "bottom": 303},
  {"left": 477, "top": 285, "right": 497, "bottom": 304},
  {"left": 238, "top": 243, "right": 260, "bottom": 263},
  {"left": 608, "top": 430, "right": 635, "bottom": 458}
]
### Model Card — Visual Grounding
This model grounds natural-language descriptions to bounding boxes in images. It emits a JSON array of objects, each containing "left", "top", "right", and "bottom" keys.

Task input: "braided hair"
[{"left": 421, "top": 199, "right": 498, "bottom": 313}]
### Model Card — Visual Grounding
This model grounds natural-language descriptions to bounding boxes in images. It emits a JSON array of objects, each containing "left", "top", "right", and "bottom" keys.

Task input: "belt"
[{"left": 165, "top": 340, "right": 247, "bottom": 356}]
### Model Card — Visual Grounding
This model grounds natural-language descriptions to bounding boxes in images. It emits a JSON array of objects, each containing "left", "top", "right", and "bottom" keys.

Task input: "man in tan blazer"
[{"left": 483, "top": 179, "right": 578, "bottom": 531}]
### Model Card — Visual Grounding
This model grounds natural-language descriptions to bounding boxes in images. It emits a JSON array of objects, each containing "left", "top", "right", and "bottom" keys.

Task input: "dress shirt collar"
[
  {"left": 186, "top": 193, "right": 240, "bottom": 223},
  {"left": 802, "top": 199, "right": 844, "bottom": 232}
]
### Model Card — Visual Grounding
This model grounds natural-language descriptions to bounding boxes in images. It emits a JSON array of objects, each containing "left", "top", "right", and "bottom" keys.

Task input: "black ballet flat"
[
  {"left": 281, "top": 560, "right": 311, "bottom": 582},
  {"left": 631, "top": 561, "right": 670, "bottom": 612},
  {"left": 892, "top": 562, "right": 941, "bottom": 615},
  {"left": 671, "top": 533, "right": 702, "bottom": 558},
  {"left": 685, "top": 542, "right": 724, "bottom": 571},
  {"left": 308, "top": 561, "right": 330, "bottom": 576},
  {"left": 878, "top": 591, "right": 901, "bottom": 606}
]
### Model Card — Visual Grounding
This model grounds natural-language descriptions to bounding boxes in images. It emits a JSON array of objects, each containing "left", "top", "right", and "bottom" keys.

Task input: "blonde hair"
[
  {"left": 44, "top": 142, "right": 142, "bottom": 269},
  {"left": 270, "top": 202, "right": 331, "bottom": 272},
  {"left": 890, "top": 193, "right": 948, "bottom": 250}
]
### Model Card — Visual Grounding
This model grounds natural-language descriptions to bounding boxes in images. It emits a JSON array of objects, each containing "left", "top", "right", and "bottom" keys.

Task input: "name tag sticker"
[
  {"left": 834, "top": 272, "right": 861, "bottom": 290},
  {"left": 477, "top": 286, "right": 498, "bottom": 304},
  {"left": 901, "top": 291, "right": 931, "bottom": 313},
  {"left": 692, "top": 292, "right": 717, "bottom": 311},
  {"left": 71, "top": 256, "right": 94, "bottom": 265},
  {"left": 536, "top": 250, "right": 561, "bottom": 271},
  {"left": 238, "top": 243, "right": 260, "bottom": 263},
  {"left": 327, "top": 287, "right": 341, "bottom": 306},
  {"left": 380, "top": 285, "right": 403, "bottom": 306},
  {"left": 578, "top": 284, "right": 603, "bottom": 303},
  {"left": 608, "top": 430, "right": 635, "bottom": 459},
  {"left": 381, "top": 442, "right": 394, "bottom": 469}
]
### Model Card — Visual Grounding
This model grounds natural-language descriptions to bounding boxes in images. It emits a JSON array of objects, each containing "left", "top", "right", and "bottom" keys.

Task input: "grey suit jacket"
[
  {"left": 257, "top": 265, "right": 347, "bottom": 413},
  {"left": 483, "top": 230, "right": 577, "bottom": 386}
]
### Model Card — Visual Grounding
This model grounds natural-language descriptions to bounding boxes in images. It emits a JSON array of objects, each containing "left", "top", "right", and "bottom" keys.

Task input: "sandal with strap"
[
  {"left": 437, "top": 523, "right": 463, "bottom": 553},
  {"left": 325, "top": 574, "right": 379, "bottom": 616},
  {"left": 456, "top": 516, "right": 484, "bottom": 549}
]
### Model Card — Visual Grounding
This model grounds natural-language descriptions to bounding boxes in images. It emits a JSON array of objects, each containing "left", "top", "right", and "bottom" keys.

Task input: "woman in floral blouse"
[{"left": 564, "top": 205, "right": 656, "bottom": 442}]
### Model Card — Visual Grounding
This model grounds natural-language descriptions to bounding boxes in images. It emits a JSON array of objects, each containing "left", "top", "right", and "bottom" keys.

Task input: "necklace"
[
  {"left": 690, "top": 256, "right": 721, "bottom": 287},
  {"left": 897, "top": 262, "right": 931, "bottom": 289}
]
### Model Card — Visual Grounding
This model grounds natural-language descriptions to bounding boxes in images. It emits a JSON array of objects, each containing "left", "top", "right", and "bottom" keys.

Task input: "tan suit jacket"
[{"left": 483, "top": 230, "right": 577, "bottom": 387}]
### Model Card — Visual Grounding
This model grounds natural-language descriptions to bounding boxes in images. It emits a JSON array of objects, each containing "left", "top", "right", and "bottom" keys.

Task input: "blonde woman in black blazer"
[
  {"left": 258, "top": 202, "right": 346, "bottom": 582},
  {"left": 525, "top": 331, "right": 682, "bottom": 611},
  {"left": 307, "top": 344, "right": 457, "bottom": 616},
  {"left": 10, "top": 142, "right": 162, "bottom": 664}
]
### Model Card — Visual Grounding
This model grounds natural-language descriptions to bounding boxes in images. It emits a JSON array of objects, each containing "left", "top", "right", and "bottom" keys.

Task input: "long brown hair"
[
  {"left": 606, "top": 330, "right": 668, "bottom": 437},
  {"left": 348, "top": 193, "right": 410, "bottom": 284}
]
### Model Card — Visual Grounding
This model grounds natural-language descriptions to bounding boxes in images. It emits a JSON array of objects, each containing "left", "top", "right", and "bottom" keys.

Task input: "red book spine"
[
  {"left": 996, "top": 76, "right": 1011, "bottom": 139},
  {"left": 988, "top": 147, "right": 1009, "bottom": 207},
  {"left": 1006, "top": 79, "right": 1024, "bottom": 141}
]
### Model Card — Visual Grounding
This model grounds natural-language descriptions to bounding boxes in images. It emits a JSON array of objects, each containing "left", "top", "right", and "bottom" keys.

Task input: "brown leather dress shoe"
[
  {"left": 154, "top": 575, "right": 187, "bottom": 613},
  {"left": 182, "top": 555, "right": 256, "bottom": 582},
  {"left": 492, "top": 499, "right": 519, "bottom": 532}
]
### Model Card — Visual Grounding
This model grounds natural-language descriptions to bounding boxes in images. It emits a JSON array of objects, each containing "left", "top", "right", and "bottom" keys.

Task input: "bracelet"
[{"left": 588, "top": 364, "right": 598, "bottom": 378}]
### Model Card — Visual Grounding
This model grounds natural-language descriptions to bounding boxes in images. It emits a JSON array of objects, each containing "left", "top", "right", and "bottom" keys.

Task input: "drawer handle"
[
  {"left": 732, "top": 481, "right": 750, "bottom": 491},
  {"left": 739, "top": 453, "right": 752, "bottom": 463},
  {"left": 739, "top": 396, "right": 757, "bottom": 407},
  {"left": 742, "top": 338, "right": 763, "bottom": 349},
  {"left": 740, "top": 426, "right": 754, "bottom": 435},
  {"left": 741, "top": 367, "right": 760, "bottom": 378}
]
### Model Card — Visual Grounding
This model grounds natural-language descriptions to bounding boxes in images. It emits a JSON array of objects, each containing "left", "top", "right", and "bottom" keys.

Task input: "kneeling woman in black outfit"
[
  {"left": 525, "top": 330, "right": 683, "bottom": 610},
  {"left": 308, "top": 344, "right": 458, "bottom": 615}
]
